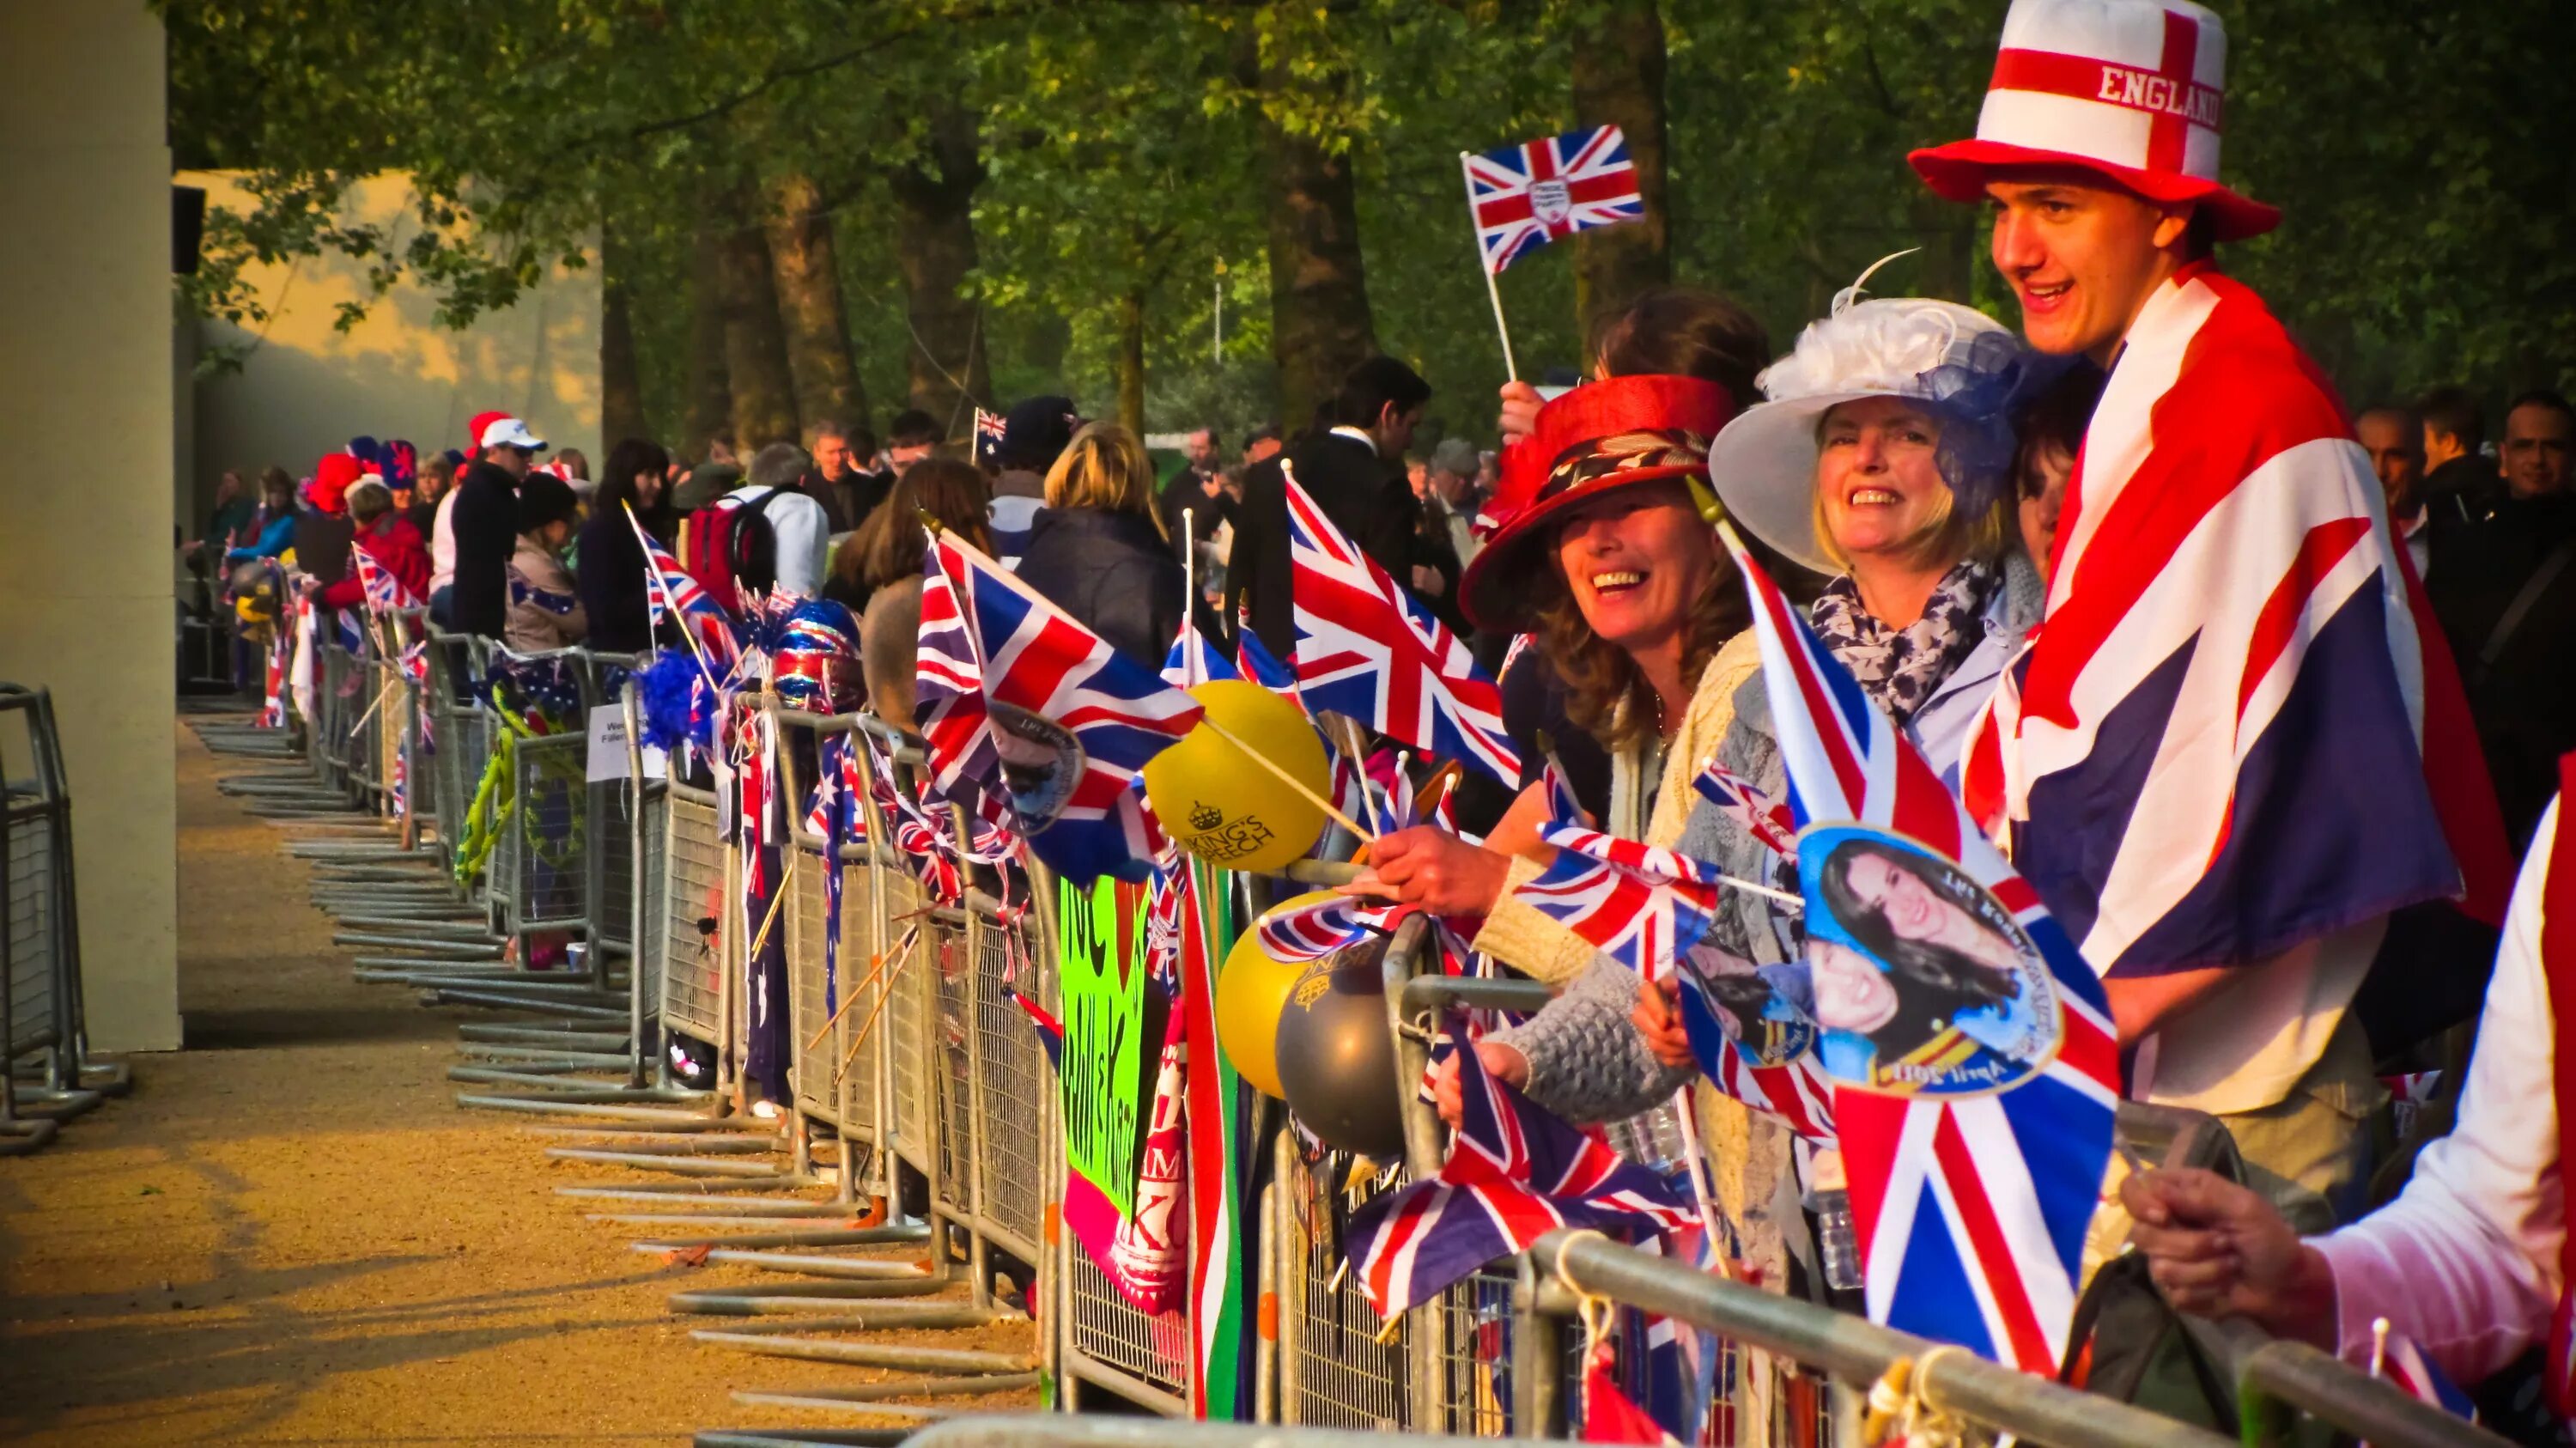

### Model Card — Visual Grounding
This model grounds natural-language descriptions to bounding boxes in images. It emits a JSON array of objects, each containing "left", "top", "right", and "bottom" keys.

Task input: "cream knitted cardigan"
[{"left": 1468, "top": 628, "right": 1802, "bottom": 1382}]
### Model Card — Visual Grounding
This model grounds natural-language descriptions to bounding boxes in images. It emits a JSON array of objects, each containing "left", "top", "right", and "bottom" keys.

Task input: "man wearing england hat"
[{"left": 1911, "top": 0, "right": 2510, "bottom": 1227}]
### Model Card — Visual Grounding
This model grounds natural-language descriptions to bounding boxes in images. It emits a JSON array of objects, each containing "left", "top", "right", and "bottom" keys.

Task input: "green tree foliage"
[{"left": 165, "top": 0, "right": 2576, "bottom": 447}]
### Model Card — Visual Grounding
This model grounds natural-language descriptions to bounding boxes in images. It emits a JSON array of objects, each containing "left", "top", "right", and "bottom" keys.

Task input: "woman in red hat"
[{"left": 1354, "top": 368, "right": 1760, "bottom": 985}]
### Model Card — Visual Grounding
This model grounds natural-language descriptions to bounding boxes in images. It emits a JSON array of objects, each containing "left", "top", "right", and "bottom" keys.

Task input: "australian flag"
[
  {"left": 1346, "top": 1018, "right": 1697, "bottom": 1318},
  {"left": 915, "top": 526, "right": 1202, "bottom": 884}
]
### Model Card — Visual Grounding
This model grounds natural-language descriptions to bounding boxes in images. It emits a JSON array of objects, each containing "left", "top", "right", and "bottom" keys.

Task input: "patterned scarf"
[{"left": 1806, "top": 559, "right": 1996, "bottom": 726}]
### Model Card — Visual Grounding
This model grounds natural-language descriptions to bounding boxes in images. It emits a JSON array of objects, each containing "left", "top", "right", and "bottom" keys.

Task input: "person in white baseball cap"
[{"left": 1914, "top": 0, "right": 2516, "bottom": 1232}]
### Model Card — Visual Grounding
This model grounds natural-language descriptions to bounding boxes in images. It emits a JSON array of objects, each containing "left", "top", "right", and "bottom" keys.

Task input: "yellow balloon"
[
  {"left": 1216, "top": 891, "right": 1336, "bottom": 1098},
  {"left": 1143, "top": 678, "right": 1327, "bottom": 875}
]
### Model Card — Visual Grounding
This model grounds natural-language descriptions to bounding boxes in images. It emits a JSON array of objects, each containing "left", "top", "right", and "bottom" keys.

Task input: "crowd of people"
[{"left": 181, "top": 0, "right": 2576, "bottom": 1427}]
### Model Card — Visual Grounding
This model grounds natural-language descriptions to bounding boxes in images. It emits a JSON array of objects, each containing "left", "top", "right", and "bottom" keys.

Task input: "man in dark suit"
[{"left": 1227, "top": 356, "right": 1437, "bottom": 658}]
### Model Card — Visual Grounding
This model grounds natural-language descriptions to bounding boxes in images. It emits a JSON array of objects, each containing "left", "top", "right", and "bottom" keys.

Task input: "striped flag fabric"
[
  {"left": 1513, "top": 823, "right": 1727, "bottom": 979},
  {"left": 2373, "top": 1323, "right": 2480, "bottom": 1436},
  {"left": 1344, "top": 1017, "right": 1696, "bottom": 1318},
  {"left": 1692, "top": 757, "right": 1797, "bottom": 860},
  {"left": 350, "top": 545, "right": 421, "bottom": 611},
  {"left": 627, "top": 508, "right": 744, "bottom": 666},
  {"left": 1283, "top": 463, "right": 1520, "bottom": 783},
  {"left": 1958, "top": 260, "right": 2505, "bottom": 976},
  {"left": 915, "top": 526, "right": 1203, "bottom": 884},
  {"left": 1173, "top": 863, "right": 1247, "bottom": 1419},
  {"left": 1464, "top": 125, "right": 1644, "bottom": 275},
  {"left": 1254, "top": 892, "right": 1406, "bottom": 965},
  {"left": 1725, "top": 520, "right": 2118, "bottom": 1375}
]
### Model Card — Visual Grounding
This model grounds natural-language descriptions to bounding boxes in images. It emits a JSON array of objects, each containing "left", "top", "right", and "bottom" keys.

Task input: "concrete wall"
[
  {"left": 179, "top": 170, "right": 601, "bottom": 524},
  {"left": 0, "top": 7, "right": 179, "bottom": 1049}
]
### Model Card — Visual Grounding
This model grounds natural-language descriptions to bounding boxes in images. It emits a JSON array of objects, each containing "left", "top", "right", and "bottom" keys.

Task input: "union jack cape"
[
  {"left": 1283, "top": 464, "right": 1519, "bottom": 784},
  {"left": 915, "top": 527, "right": 1202, "bottom": 884},
  {"left": 1959, "top": 261, "right": 2509, "bottom": 980},
  {"left": 1344, "top": 1016, "right": 1697, "bottom": 1318},
  {"left": 1464, "top": 125, "right": 1644, "bottom": 275},
  {"left": 1728, "top": 523, "right": 2118, "bottom": 1375}
]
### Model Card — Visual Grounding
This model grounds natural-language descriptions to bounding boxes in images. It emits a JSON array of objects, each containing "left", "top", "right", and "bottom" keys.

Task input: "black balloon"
[{"left": 1273, "top": 945, "right": 1404, "bottom": 1159}]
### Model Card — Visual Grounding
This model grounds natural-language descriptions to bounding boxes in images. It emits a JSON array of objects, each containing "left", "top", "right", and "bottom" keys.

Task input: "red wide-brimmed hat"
[
  {"left": 1908, "top": 0, "right": 2278, "bottom": 243},
  {"left": 1461, "top": 374, "right": 1735, "bottom": 632}
]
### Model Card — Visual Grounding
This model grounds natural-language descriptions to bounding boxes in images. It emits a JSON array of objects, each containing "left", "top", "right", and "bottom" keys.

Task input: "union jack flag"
[
  {"left": 350, "top": 545, "right": 420, "bottom": 612},
  {"left": 1254, "top": 892, "right": 1405, "bottom": 965},
  {"left": 1692, "top": 757, "right": 1796, "bottom": 860},
  {"left": 1464, "top": 125, "right": 1643, "bottom": 275},
  {"left": 1234, "top": 620, "right": 1297, "bottom": 694},
  {"left": 626, "top": 507, "right": 744, "bottom": 666},
  {"left": 1959, "top": 260, "right": 2505, "bottom": 979},
  {"left": 1514, "top": 823, "right": 1726, "bottom": 979},
  {"left": 916, "top": 527, "right": 1202, "bottom": 884},
  {"left": 1345, "top": 1018, "right": 1696, "bottom": 1317},
  {"left": 349, "top": 548, "right": 429, "bottom": 685},
  {"left": 1284, "top": 464, "right": 1519, "bottom": 783},
  {"left": 1727, "top": 521, "right": 2118, "bottom": 1375}
]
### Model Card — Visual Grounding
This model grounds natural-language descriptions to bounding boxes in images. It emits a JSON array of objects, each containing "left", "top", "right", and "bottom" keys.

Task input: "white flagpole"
[
  {"left": 1182, "top": 506, "right": 1200, "bottom": 687},
  {"left": 1459, "top": 150, "right": 1518, "bottom": 381}
]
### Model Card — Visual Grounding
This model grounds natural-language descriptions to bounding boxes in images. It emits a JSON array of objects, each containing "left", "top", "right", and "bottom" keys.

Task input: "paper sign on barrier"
[{"left": 587, "top": 704, "right": 668, "bottom": 782}]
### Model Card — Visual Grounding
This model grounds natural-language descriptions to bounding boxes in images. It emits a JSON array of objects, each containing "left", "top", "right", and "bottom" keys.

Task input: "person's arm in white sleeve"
[
  {"left": 2308, "top": 799, "right": 2564, "bottom": 1384},
  {"left": 2123, "top": 798, "right": 2564, "bottom": 1391}
]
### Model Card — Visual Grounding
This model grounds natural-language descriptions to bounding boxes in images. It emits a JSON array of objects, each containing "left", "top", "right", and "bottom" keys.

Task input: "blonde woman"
[{"left": 1012, "top": 422, "right": 1191, "bottom": 667}]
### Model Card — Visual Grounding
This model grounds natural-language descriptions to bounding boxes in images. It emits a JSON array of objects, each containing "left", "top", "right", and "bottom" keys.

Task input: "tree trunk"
[
  {"left": 890, "top": 104, "right": 992, "bottom": 439},
  {"left": 1571, "top": 0, "right": 1672, "bottom": 338},
  {"left": 1115, "top": 287, "right": 1147, "bottom": 436},
  {"left": 1256, "top": 90, "right": 1376, "bottom": 433},
  {"left": 683, "top": 220, "right": 732, "bottom": 460},
  {"left": 717, "top": 202, "right": 800, "bottom": 451},
  {"left": 599, "top": 227, "right": 648, "bottom": 449},
  {"left": 766, "top": 172, "right": 867, "bottom": 441}
]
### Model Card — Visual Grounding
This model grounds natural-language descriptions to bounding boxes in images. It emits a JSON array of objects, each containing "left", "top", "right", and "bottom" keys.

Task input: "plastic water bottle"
[{"left": 1814, "top": 1188, "right": 1862, "bottom": 1292}]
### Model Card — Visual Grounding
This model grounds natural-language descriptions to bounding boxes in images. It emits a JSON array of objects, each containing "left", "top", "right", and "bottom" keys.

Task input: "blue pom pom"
[{"left": 639, "top": 649, "right": 716, "bottom": 752}]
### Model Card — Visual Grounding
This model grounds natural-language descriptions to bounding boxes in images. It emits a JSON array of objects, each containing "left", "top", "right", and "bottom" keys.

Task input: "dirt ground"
[{"left": 0, "top": 722, "right": 1031, "bottom": 1445}]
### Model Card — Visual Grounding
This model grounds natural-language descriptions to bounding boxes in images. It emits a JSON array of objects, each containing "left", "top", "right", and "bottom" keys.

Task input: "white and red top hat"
[{"left": 1909, "top": 0, "right": 2278, "bottom": 241}]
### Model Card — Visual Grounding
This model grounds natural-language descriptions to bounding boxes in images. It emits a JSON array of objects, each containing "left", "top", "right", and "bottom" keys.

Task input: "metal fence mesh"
[
  {"left": 597, "top": 781, "right": 637, "bottom": 952},
  {"left": 631, "top": 788, "right": 666, "bottom": 1031},
  {"left": 1066, "top": 1244, "right": 1193, "bottom": 1405},
  {"left": 1283, "top": 1151, "right": 1408, "bottom": 1431},
  {"left": 787, "top": 848, "right": 840, "bottom": 1129},
  {"left": 659, "top": 793, "right": 726, "bottom": 1046},
  {"left": 5, "top": 809, "right": 57, "bottom": 1060},
  {"left": 884, "top": 860, "right": 932, "bottom": 1174},
  {"left": 970, "top": 906, "right": 1049, "bottom": 1262},
  {"left": 513, "top": 733, "right": 587, "bottom": 928},
  {"left": 930, "top": 919, "right": 976, "bottom": 1222},
  {"left": 835, "top": 851, "right": 878, "bottom": 1145}
]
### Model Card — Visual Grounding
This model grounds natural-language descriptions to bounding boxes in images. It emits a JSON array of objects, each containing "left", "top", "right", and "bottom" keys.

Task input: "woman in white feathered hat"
[
  {"left": 1706, "top": 287, "right": 2058, "bottom": 775},
  {"left": 1467, "top": 280, "right": 2068, "bottom": 1289}
]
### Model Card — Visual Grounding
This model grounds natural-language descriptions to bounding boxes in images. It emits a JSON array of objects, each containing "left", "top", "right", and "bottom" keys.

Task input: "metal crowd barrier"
[
  {"left": 1, "top": 684, "right": 127, "bottom": 1155},
  {"left": 269, "top": 614, "right": 2508, "bottom": 1446}
]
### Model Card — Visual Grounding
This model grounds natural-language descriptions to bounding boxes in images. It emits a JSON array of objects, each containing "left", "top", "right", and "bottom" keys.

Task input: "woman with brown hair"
[{"left": 846, "top": 459, "right": 993, "bottom": 733}]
